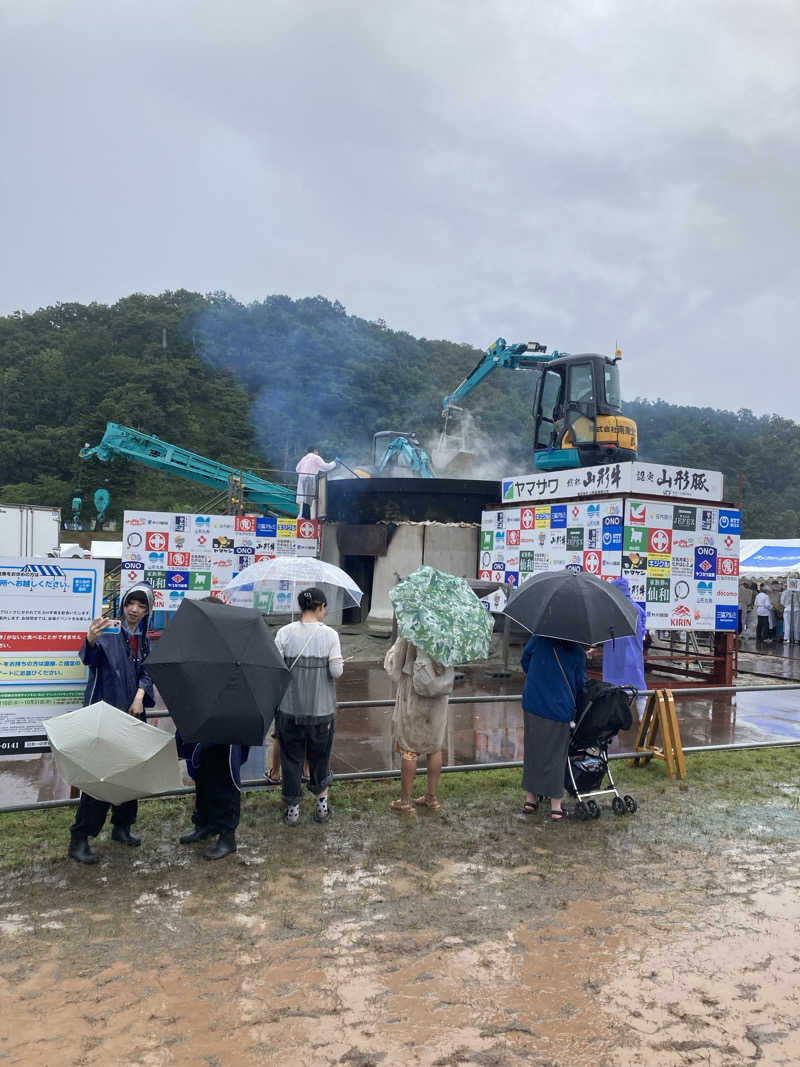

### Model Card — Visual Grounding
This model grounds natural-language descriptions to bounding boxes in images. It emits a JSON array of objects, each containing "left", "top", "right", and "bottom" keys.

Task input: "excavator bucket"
[{"left": 436, "top": 448, "right": 477, "bottom": 477}]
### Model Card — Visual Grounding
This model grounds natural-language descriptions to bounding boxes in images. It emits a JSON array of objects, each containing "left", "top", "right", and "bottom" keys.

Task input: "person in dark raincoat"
[
  {"left": 68, "top": 581, "right": 156, "bottom": 864},
  {"left": 174, "top": 596, "right": 251, "bottom": 860},
  {"left": 601, "top": 576, "right": 647, "bottom": 694},
  {"left": 175, "top": 738, "right": 250, "bottom": 860}
]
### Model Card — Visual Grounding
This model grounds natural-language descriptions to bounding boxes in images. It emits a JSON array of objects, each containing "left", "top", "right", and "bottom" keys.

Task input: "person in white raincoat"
[
  {"left": 384, "top": 637, "right": 455, "bottom": 816},
  {"left": 754, "top": 586, "right": 773, "bottom": 645},
  {"left": 295, "top": 447, "right": 337, "bottom": 519},
  {"left": 780, "top": 584, "right": 800, "bottom": 644}
]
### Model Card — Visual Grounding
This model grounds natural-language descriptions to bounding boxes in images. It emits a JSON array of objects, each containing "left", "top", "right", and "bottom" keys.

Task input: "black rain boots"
[
  {"left": 111, "top": 825, "right": 141, "bottom": 847},
  {"left": 204, "top": 831, "right": 236, "bottom": 861},
  {"left": 68, "top": 833, "right": 97, "bottom": 865},
  {"left": 179, "top": 826, "right": 215, "bottom": 844}
]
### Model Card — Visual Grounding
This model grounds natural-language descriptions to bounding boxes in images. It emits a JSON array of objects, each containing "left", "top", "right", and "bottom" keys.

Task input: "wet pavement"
[{"left": 3, "top": 645, "right": 800, "bottom": 808}]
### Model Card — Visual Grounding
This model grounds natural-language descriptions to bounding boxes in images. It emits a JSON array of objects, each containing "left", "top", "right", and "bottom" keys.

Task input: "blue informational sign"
[
  {"left": 166, "top": 570, "right": 190, "bottom": 589},
  {"left": 715, "top": 605, "right": 738, "bottom": 631},
  {"left": 717, "top": 509, "right": 741, "bottom": 535},
  {"left": 550, "top": 505, "right": 567, "bottom": 528},
  {"left": 694, "top": 545, "right": 717, "bottom": 580},
  {"left": 505, "top": 571, "right": 519, "bottom": 586},
  {"left": 256, "top": 517, "right": 278, "bottom": 537},
  {"left": 602, "top": 515, "right": 623, "bottom": 551}
]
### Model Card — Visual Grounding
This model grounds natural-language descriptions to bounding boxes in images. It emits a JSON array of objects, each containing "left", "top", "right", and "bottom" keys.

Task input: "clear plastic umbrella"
[{"left": 222, "top": 557, "right": 363, "bottom": 616}]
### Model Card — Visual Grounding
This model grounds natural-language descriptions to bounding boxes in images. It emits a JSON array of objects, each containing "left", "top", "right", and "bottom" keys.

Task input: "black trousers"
[
  {"left": 71, "top": 793, "right": 138, "bottom": 838},
  {"left": 192, "top": 745, "right": 241, "bottom": 833},
  {"left": 756, "top": 616, "right": 771, "bottom": 642},
  {"left": 275, "top": 712, "right": 334, "bottom": 804}
]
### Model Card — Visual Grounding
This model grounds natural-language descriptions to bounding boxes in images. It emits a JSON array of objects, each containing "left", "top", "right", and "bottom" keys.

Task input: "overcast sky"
[{"left": 2, "top": 0, "right": 798, "bottom": 417}]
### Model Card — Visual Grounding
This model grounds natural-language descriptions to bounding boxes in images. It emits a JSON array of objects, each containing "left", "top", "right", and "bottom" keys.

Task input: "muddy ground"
[{"left": 1, "top": 752, "right": 799, "bottom": 1066}]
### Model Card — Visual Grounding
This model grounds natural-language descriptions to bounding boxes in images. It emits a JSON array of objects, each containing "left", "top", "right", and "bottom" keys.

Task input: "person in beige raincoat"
[{"left": 384, "top": 636, "right": 455, "bottom": 816}]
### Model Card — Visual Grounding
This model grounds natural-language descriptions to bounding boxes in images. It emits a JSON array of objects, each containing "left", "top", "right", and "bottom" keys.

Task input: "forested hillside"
[{"left": 0, "top": 290, "right": 795, "bottom": 536}]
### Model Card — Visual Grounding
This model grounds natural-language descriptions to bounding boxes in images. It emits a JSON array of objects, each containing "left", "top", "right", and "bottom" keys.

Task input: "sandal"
[
  {"left": 522, "top": 800, "right": 539, "bottom": 815},
  {"left": 390, "top": 800, "right": 416, "bottom": 817},
  {"left": 413, "top": 794, "right": 441, "bottom": 811},
  {"left": 264, "top": 773, "right": 282, "bottom": 786},
  {"left": 550, "top": 809, "right": 569, "bottom": 822}
]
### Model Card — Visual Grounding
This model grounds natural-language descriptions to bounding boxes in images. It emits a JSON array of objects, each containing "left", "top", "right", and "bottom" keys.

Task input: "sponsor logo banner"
[
  {"left": 694, "top": 545, "right": 717, "bottom": 580},
  {"left": 717, "top": 509, "right": 741, "bottom": 535},
  {"left": 648, "top": 528, "right": 672, "bottom": 555},
  {"left": 646, "top": 555, "right": 671, "bottom": 578},
  {"left": 673, "top": 506, "right": 697, "bottom": 531},
  {"left": 717, "top": 556, "right": 739, "bottom": 578},
  {"left": 646, "top": 578, "right": 671, "bottom": 604}
]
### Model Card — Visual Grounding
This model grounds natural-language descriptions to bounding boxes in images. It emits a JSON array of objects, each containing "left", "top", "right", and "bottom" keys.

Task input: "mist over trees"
[{"left": 0, "top": 289, "right": 793, "bottom": 536}]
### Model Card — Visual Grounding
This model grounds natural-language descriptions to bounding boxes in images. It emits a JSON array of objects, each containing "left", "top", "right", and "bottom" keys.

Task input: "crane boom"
[{"left": 80, "top": 422, "right": 298, "bottom": 516}]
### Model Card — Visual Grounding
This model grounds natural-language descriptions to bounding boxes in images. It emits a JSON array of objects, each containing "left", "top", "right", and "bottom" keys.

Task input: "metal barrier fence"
[{"left": 2, "top": 682, "right": 799, "bottom": 814}]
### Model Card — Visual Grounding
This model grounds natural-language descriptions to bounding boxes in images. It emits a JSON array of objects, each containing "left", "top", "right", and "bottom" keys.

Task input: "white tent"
[
  {"left": 57, "top": 543, "right": 91, "bottom": 557},
  {"left": 739, "top": 539, "right": 800, "bottom": 577},
  {"left": 90, "top": 540, "right": 123, "bottom": 559}
]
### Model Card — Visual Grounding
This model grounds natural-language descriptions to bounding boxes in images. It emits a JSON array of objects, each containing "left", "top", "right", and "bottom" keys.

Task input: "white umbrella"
[
  {"left": 44, "top": 701, "right": 183, "bottom": 805},
  {"left": 222, "top": 557, "right": 363, "bottom": 611}
]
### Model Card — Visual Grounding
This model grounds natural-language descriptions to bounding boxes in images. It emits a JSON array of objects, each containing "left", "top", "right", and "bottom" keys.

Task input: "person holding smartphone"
[{"left": 68, "top": 581, "right": 156, "bottom": 864}]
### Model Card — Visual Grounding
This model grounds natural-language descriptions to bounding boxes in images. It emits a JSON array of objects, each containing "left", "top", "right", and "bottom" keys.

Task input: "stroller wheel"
[
  {"left": 575, "top": 802, "right": 589, "bottom": 821},
  {"left": 586, "top": 800, "right": 600, "bottom": 819},
  {"left": 612, "top": 796, "right": 625, "bottom": 816},
  {"left": 623, "top": 795, "right": 638, "bottom": 813}
]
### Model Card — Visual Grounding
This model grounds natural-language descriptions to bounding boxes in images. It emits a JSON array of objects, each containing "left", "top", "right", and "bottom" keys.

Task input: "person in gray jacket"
[{"left": 273, "top": 588, "right": 343, "bottom": 825}]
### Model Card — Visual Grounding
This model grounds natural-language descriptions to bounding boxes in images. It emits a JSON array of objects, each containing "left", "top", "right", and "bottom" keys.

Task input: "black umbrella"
[
  {"left": 503, "top": 570, "right": 640, "bottom": 645},
  {"left": 146, "top": 598, "right": 291, "bottom": 745}
]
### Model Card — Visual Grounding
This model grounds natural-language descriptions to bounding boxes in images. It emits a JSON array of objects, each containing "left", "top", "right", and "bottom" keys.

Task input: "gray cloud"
[{"left": 2, "top": 0, "right": 798, "bottom": 416}]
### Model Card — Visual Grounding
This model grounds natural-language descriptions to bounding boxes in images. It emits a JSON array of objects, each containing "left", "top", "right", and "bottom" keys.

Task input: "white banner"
[
  {"left": 480, "top": 499, "right": 741, "bottom": 631},
  {"left": 122, "top": 511, "right": 319, "bottom": 611},
  {"left": 500, "top": 460, "right": 724, "bottom": 506}
]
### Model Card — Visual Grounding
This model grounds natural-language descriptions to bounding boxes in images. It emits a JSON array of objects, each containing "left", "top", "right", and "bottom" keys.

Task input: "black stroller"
[{"left": 565, "top": 679, "right": 638, "bottom": 819}]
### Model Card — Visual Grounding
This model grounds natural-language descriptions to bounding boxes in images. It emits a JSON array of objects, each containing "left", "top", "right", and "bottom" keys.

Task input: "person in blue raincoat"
[
  {"left": 68, "top": 580, "right": 156, "bottom": 864},
  {"left": 602, "top": 576, "right": 647, "bottom": 695}
]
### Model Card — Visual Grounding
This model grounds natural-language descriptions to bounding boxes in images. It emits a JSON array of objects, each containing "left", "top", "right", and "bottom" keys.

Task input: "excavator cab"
[{"left": 531, "top": 354, "right": 637, "bottom": 471}]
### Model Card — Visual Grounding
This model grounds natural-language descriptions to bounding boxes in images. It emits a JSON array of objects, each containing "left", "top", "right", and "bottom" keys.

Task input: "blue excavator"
[
  {"left": 79, "top": 422, "right": 298, "bottom": 515},
  {"left": 441, "top": 336, "right": 638, "bottom": 472}
]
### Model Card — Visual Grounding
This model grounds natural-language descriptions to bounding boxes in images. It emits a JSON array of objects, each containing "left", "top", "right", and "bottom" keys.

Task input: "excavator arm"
[
  {"left": 80, "top": 422, "right": 298, "bottom": 515},
  {"left": 441, "top": 338, "right": 564, "bottom": 414}
]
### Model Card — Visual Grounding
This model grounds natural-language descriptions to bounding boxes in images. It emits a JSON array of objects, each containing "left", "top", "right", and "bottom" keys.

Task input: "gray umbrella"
[{"left": 503, "top": 570, "right": 640, "bottom": 645}]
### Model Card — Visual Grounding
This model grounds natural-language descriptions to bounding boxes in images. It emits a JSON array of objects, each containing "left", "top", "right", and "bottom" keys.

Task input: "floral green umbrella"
[{"left": 389, "top": 566, "right": 494, "bottom": 666}]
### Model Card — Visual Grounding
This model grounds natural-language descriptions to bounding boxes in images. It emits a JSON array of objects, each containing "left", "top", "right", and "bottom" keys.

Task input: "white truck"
[{"left": 0, "top": 503, "right": 61, "bottom": 556}]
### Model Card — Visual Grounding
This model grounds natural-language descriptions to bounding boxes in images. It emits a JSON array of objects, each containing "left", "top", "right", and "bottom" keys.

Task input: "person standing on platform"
[
  {"left": 68, "top": 581, "right": 155, "bottom": 864},
  {"left": 295, "top": 447, "right": 337, "bottom": 519}
]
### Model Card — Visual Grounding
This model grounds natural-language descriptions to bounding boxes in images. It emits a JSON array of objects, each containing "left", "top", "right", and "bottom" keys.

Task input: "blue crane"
[{"left": 80, "top": 422, "right": 298, "bottom": 516}]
